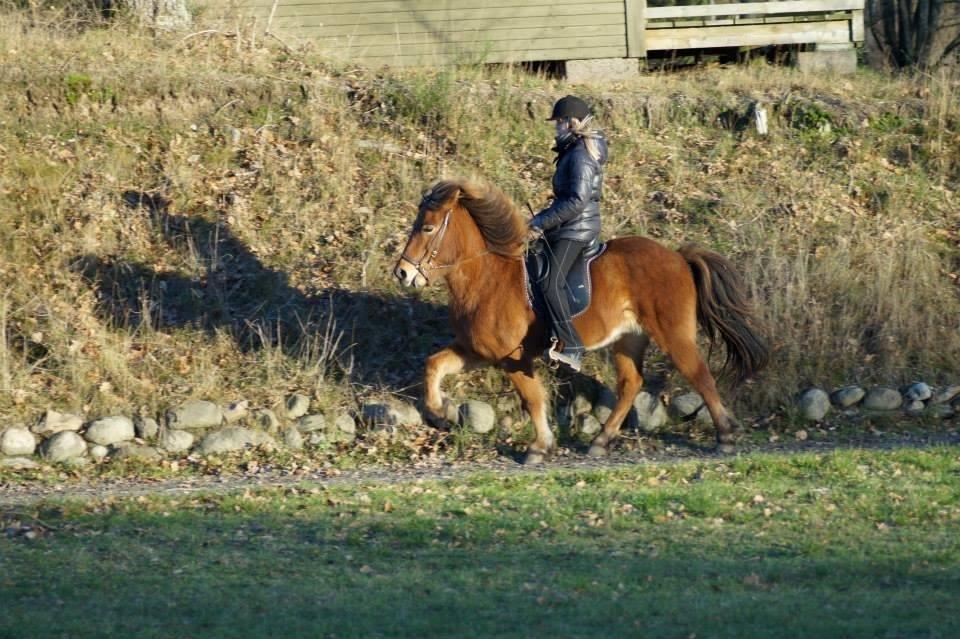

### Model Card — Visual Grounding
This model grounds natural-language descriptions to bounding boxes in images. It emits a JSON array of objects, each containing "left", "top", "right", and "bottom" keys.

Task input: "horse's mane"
[{"left": 421, "top": 179, "right": 526, "bottom": 258}]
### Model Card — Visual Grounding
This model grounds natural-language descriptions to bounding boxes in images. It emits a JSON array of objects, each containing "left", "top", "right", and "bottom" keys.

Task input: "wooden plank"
[
  {"left": 307, "top": 33, "right": 627, "bottom": 57},
  {"left": 274, "top": 12, "right": 624, "bottom": 34},
  {"left": 221, "top": 0, "right": 614, "bottom": 14},
  {"left": 215, "top": 3, "right": 623, "bottom": 23},
  {"left": 646, "top": 0, "right": 863, "bottom": 20},
  {"left": 624, "top": 0, "right": 646, "bottom": 57},
  {"left": 644, "top": 20, "right": 851, "bottom": 49},
  {"left": 307, "top": 24, "right": 625, "bottom": 48},
  {"left": 851, "top": 9, "right": 864, "bottom": 41}
]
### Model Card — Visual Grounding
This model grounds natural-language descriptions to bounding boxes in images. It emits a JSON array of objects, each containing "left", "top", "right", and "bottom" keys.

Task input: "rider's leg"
[{"left": 543, "top": 239, "right": 587, "bottom": 359}]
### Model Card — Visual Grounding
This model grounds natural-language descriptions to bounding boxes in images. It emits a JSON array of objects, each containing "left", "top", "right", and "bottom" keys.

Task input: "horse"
[{"left": 394, "top": 179, "right": 769, "bottom": 464}]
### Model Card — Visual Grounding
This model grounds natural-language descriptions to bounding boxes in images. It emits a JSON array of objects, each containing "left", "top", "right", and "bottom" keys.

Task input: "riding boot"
[{"left": 548, "top": 320, "right": 585, "bottom": 372}]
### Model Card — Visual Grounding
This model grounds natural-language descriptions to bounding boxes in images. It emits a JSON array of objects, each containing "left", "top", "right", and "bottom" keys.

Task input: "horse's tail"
[{"left": 679, "top": 244, "right": 770, "bottom": 386}]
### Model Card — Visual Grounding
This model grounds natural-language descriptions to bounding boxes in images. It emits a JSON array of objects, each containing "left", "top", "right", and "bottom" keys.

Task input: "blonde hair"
[{"left": 567, "top": 115, "right": 603, "bottom": 162}]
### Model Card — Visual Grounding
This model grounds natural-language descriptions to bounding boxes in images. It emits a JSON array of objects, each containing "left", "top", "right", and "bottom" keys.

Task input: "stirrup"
[{"left": 547, "top": 345, "right": 582, "bottom": 372}]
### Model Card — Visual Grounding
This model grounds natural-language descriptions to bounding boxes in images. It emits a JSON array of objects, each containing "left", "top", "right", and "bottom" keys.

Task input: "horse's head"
[{"left": 394, "top": 183, "right": 464, "bottom": 288}]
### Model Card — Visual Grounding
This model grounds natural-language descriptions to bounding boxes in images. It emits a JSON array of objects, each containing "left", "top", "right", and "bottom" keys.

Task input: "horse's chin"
[{"left": 411, "top": 274, "right": 428, "bottom": 288}]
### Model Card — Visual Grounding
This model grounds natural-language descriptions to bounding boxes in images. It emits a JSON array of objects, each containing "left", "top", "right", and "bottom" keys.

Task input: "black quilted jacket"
[{"left": 530, "top": 131, "right": 608, "bottom": 243}]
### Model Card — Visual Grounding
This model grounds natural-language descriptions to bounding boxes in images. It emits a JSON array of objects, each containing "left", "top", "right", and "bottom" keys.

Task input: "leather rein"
[{"left": 401, "top": 207, "right": 493, "bottom": 282}]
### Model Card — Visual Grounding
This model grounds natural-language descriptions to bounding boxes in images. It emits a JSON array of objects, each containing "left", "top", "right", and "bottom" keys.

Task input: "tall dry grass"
[{"left": 0, "top": 7, "right": 957, "bottom": 425}]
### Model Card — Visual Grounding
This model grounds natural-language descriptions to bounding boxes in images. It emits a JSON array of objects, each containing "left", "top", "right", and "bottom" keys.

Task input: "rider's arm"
[{"left": 530, "top": 157, "right": 595, "bottom": 232}]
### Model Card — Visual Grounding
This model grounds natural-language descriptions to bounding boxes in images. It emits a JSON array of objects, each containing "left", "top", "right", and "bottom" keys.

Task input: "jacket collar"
[{"left": 552, "top": 131, "right": 579, "bottom": 156}]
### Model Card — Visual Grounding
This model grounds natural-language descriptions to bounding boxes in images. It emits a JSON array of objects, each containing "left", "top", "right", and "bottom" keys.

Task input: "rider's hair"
[{"left": 566, "top": 115, "right": 603, "bottom": 162}]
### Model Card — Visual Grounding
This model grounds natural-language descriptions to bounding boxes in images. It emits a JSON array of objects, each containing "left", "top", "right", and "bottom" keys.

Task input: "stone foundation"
[
  {"left": 796, "top": 46, "right": 858, "bottom": 75},
  {"left": 565, "top": 58, "right": 639, "bottom": 83}
]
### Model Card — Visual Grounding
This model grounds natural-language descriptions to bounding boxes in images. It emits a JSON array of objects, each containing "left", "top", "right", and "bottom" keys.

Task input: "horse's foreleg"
[
  {"left": 505, "top": 360, "right": 553, "bottom": 465},
  {"left": 589, "top": 333, "right": 649, "bottom": 457},
  {"left": 424, "top": 345, "right": 479, "bottom": 425}
]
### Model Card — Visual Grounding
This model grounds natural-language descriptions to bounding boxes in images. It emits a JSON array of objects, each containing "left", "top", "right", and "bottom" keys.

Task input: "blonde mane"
[{"left": 421, "top": 180, "right": 526, "bottom": 257}]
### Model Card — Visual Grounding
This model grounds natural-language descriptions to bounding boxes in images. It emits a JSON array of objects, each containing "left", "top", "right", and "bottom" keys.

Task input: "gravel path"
[{"left": 2, "top": 431, "right": 958, "bottom": 507}]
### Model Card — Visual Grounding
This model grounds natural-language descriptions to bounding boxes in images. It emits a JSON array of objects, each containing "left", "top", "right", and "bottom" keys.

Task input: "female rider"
[{"left": 528, "top": 95, "right": 608, "bottom": 373}]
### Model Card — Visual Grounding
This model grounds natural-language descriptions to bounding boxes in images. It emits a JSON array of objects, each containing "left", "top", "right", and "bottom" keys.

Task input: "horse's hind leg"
[
  {"left": 661, "top": 322, "right": 736, "bottom": 453},
  {"left": 423, "top": 344, "right": 479, "bottom": 426},
  {"left": 504, "top": 359, "right": 553, "bottom": 465},
  {"left": 588, "top": 333, "right": 649, "bottom": 457}
]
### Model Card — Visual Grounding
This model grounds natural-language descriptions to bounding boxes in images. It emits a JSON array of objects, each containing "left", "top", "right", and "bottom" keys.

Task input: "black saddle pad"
[{"left": 526, "top": 240, "right": 606, "bottom": 319}]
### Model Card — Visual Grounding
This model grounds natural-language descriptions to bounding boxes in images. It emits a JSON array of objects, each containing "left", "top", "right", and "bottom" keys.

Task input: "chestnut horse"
[{"left": 394, "top": 179, "right": 768, "bottom": 464}]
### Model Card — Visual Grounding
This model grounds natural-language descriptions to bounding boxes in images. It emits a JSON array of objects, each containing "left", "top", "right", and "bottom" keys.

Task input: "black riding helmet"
[{"left": 547, "top": 95, "right": 591, "bottom": 121}]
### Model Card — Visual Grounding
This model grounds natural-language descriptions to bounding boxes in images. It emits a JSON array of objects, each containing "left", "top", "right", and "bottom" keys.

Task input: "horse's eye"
[{"left": 422, "top": 225, "right": 436, "bottom": 234}]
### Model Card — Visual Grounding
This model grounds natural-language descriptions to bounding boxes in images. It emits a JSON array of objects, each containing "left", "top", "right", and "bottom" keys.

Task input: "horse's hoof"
[
  {"left": 716, "top": 442, "right": 736, "bottom": 455},
  {"left": 524, "top": 451, "right": 547, "bottom": 465},
  {"left": 588, "top": 444, "right": 608, "bottom": 458}
]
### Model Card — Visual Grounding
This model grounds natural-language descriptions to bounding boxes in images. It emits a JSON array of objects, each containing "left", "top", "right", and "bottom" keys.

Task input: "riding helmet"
[{"left": 548, "top": 95, "right": 591, "bottom": 121}]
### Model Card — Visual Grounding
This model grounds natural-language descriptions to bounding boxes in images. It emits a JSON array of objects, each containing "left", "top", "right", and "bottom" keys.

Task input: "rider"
[{"left": 528, "top": 95, "right": 608, "bottom": 373}]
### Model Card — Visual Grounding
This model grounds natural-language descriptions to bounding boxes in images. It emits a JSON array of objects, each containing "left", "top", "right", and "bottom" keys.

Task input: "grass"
[
  {"left": 2, "top": 446, "right": 959, "bottom": 637},
  {"left": 0, "top": 7, "right": 957, "bottom": 441}
]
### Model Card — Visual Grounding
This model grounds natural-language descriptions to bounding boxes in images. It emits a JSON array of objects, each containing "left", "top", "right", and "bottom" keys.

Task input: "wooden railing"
[{"left": 639, "top": 0, "right": 865, "bottom": 56}]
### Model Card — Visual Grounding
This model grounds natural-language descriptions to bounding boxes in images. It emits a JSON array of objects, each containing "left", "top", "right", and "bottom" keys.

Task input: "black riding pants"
[{"left": 543, "top": 238, "right": 587, "bottom": 353}]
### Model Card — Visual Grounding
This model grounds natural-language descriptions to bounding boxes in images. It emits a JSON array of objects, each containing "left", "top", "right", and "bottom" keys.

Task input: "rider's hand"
[{"left": 526, "top": 227, "right": 543, "bottom": 242}]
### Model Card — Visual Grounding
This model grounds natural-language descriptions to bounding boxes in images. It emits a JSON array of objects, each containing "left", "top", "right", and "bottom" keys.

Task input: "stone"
[
  {"left": 0, "top": 457, "right": 40, "bottom": 470},
  {"left": 796, "top": 48, "right": 857, "bottom": 75},
  {"left": 110, "top": 442, "right": 161, "bottom": 461},
  {"left": 798, "top": 388, "right": 831, "bottom": 422},
  {"left": 362, "top": 401, "right": 422, "bottom": 428},
  {"left": 862, "top": 387, "right": 903, "bottom": 411},
  {"left": 578, "top": 413, "right": 603, "bottom": 437},
  {"left": 904, "top": 400, "right": 926, "bottom": 416},
  {"left": 285, "top": 394, "right": 311, "bottom": 419},
  {"left": 160, "top": 429, "right": 194, "bottom": 453},
  {"left": 134, "top": 416, "right": 160, "bottom": 440},
  {"left": 902, "top": 382, "right": 932, "bottom": 402},
  {"left": 166, "top": 400, "right": 223, "bottom": 430},
  {"left": 931, "top": 385, "right": 960, "bottom": 405},
  {"left": 334, "top": 413, "right": 357, "bottom": 436},
  {"left": 223, "top": 400, "right": 250, "bottom": 424},
  {"left": 633, "top": 391, "right": 668, "bottom": 432},
  {"left": 671, "top": 392, "right": 704, "bottom": 419},
  {"left": 297, "top": 414, "right": 327, "bottom": 433},
  {"left": 592, "top": 387, "right": 617, "bottom": 425},
  {"left": 33, "top": 409, "right": 83, "bottom": 436},
  {"left": 0, "top": 427, "right": 36, "bottom": 456},
  {"left": 571, "top": 393, "right": 593, "bottom": 417},
  {"left": 308, "top": 432, "right": 329, "bottom": 447},
  {"left": 253, "top": 409, "right": 280, "bottom": 433},
  {"left": 197, "top": 427, "right": 275, "bottom": 455},
  {"left": 89, "top": 445, "right": 109, "bottom": 461},
  {"left": 40, "top": 431, "right": 86, "bottom": 462},
  {"left": 282, "top": 426, "right": 303, "bottom": 450},
  {"left": 458, "top": 401, "right": 496, "bottom": 434},
  {"left": 830, "top": 386, "right": 865, "bottom": 408},
  {"left": 566, "top": 57, "right": 639, "bottom": 83},
  {"left": 84, "top": 416, "right": 135, "bottom": 446}
]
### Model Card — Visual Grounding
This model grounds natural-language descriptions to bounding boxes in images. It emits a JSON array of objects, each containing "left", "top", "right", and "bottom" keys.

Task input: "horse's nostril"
[{"left": 395, "top": 265, "right": 407, "bottom": 281}]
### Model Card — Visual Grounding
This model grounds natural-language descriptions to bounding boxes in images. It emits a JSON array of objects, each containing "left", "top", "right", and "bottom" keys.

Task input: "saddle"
[{"left": 525, "top": 238, "right": 606, "bottom": 319}]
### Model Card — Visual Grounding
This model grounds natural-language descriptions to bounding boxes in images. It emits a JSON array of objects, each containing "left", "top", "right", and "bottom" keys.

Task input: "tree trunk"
[
  {"left": 868, "top": 0, "right": 960, "bottom": 68},
  {"left": 127, "top": 0, "right": 191, "bottom": 29}
]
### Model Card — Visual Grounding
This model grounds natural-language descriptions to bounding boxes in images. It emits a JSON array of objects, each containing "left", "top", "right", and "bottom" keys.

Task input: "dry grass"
[{"left": 0, "top": 7, "right": 957, "bottom": 426}]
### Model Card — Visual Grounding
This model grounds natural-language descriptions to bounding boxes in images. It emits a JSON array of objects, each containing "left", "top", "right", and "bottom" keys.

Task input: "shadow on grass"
[
  {"left": 69, "top": 191, "right": 450, "bottom": 389},
  {"left": 1, "top": 503, "right": 956, "bottom": 638}
]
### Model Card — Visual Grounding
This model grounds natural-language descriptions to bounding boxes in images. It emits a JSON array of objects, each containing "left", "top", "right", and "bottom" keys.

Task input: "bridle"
[{"left": 400, "top": 206, "right": 491, "bottom": 283}]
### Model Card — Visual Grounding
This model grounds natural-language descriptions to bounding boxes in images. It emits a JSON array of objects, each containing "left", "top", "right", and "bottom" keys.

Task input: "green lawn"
[{"left": 2, "top": 447, "right": 959, "bottom": 638}]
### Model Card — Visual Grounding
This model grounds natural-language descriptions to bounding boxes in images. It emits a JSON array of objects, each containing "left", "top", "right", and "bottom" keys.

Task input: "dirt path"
[{"left": 2, "top": 431, "right": 958, "bottom": 507}]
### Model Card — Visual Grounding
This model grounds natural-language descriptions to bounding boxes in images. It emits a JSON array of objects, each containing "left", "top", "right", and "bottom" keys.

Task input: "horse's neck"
[{"left": 445, "top": 253, "right": 524, "bottom": 319}]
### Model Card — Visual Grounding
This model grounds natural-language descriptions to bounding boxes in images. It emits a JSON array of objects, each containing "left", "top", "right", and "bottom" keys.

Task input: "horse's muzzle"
[{"left": 394, "top": 258, "right": 427, "bottom": 288}]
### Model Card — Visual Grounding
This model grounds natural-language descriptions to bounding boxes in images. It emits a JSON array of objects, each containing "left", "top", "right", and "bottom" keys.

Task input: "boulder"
[
  {"left": 0, "top": 427, "right": 36, "bottom": 456},
  {"left": 222, "top": 400, "right": 250, "bottom": 424},
  {"left": 166, "top": 400, "right": 223, "bottom": 430},
  {"left": 89, "top": 445, "right": 109, "bottom": 461},
  {"left": 282, "top": 426, "right": 303, "bottom": 450},
  {"left": 862, "top": 387, "right": 903, "bottom": 411},
  {"left": 197, "top": 427, "right": 275, "bottom": 455},
  {"left": 253, "top": 409, "right": 280, "bottom": 433},
  {"left": 285, "top": 394, "right": 310, "bottom": 419},
  {"left": 297, "top": 414, "right": 327, "bottom": 433},
  {"left": 134, "top": 416, "right": 160, "bottom": 440},
  {"left": 902, "top": 382, "right": 932, "bottom": 402},
  {"left": 362, "top": 401, "right": 423, "bottom": 428},
  {"left": 578, "top": 413, "right": 603, "bottom": 437},
  {"left": 592, "top": 387, "right": 617, "bottom": 425},
  {"left": 830, "top": 386, "right": 865, "bottom": 408},
  {"left": 84, "top": 416, "right": 135, "bottom": 446},
  {"left": 798, "top": 388, "right": 831, "bottom": 422},
  {"left": 159, "top": 429, "right": 194, "bottom": 453},
  {"left": 458, "top": 401, "right": 496, "bottom": 434},
  {"left": 40, "top": 431, "right": 86, "bottom": 462},
  {"left": 0, "top": 457, "right": 40, "bottom": 470},
  {"left": 931, "top": 385, "right": 960, "bottom": 405},
  {"left": 634, "top": 391, "right": 668, "bottom": 432},
  {"left": 110, "top": 442, "right": 162, "bottom": 461},
  {"left": 671, "top": 392, "right": 704, "bottom": 419},
  {"left": 32, "top": 409, "right": 83, "bottom": 436}
]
